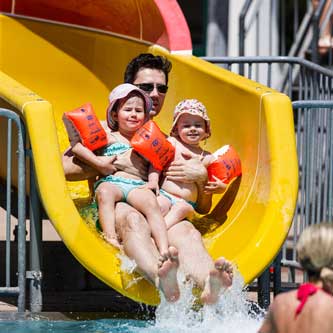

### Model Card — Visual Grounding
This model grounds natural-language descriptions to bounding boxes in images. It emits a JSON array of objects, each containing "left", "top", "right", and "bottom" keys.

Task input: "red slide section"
[{"left": 1, "top": 0, "right": 192, "bottom": 53}]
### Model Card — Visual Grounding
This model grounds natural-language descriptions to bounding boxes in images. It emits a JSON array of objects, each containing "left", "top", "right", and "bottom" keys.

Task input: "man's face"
[{"left": 133, "top": 68, "right": 167, "bottom": 117}]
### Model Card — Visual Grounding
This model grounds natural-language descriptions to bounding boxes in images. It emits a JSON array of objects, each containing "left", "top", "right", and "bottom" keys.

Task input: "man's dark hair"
[{"left": 124, "top": 53, "right": 172, "bottom": 85}]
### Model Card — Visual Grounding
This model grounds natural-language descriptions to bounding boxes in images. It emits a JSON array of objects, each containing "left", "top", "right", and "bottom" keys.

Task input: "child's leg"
[
  {"left": 156, "top": 194, "right": 172, "bottom": 217},
  {"left": 127, "top": 188, "right": 169, "bottom": 259},
  {"left": 164, "top": 201, "right": 194, "bottom": 230},
  {"left": 95, "top": 182, "right": 123, "bottom": 247},
  {"left": 157, "top": 195, "right": 194, "bottom": 229}
]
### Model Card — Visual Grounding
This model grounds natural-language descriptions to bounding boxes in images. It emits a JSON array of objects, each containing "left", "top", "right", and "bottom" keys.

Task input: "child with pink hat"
[{"left": 71, "top": 84, "right": 180, "bottom": 302}]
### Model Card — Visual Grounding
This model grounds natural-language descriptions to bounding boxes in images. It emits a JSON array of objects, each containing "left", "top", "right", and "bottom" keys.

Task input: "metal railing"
[
  {"left": 203, "top": 56, "right": 333, "bottom": 99},
  {"left": 239, "top": 0, "right": 333, "bottom": 66},
  {"left": 283, "top": 100, "right": 333, "bottom": 269},
  {"left": 0, "top": 109, "right": 26, "bottom": 312},
  {"left": 239, "top": 0, "right": 308, "bottom": 58},
  {"left": 203, "top": 55, "right": 333, "bottom": 307}
]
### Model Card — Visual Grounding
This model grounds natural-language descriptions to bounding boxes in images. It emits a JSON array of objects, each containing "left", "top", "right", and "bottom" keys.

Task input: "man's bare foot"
[
  {"left": 157, "top": 246, "right": 180, "bottom": 302},
  {"left": 200, "top": 257, "right": 233, "bottom": 305}
]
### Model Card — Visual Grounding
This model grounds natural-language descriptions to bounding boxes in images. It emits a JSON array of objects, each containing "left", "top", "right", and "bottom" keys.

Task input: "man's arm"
[
  {"left": 62, "top": 119, "right": 118, "bottom": 181},
  {"left": 195, "top": 181, "right": 213, "bottom": 214},
  {"left": 62, "top": 145, "right": 117, "bottom": 181},
  {"left": 62, "top": 147, "right": 99, "bottom": 181},
  {"left": 71, "top": 142, "right": 118, "bottom": 176}
]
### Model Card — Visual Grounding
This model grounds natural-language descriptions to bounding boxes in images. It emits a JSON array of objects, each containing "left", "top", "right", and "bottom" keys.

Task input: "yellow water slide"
[{"left": 0, "top": 5, "right": 298, "bottom": 305}]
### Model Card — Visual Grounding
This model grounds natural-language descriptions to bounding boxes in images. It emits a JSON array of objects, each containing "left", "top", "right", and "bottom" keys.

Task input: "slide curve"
[{"left": 0, "top": 7, "right": 298, "bottom": 305}]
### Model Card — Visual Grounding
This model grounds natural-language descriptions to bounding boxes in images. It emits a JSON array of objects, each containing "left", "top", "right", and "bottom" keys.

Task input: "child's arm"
[
  {"left": 204, "top": 176, "right": 228, "bottom": 194},
  {"left": 71, "top": 142, "right": 117, "bottom": 176},
  {"left": 195, "top": 153, "right": 229, "bottom": 212},
  {"left": 145, "top": 164, "right": 161, "bottom": 195},
  {"left": 202, "top": 154, "right": 228, "bottom": 194}
]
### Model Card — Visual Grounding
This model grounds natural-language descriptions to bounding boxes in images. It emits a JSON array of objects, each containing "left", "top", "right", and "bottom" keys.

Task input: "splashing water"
[
  {"left": 147, "top": 272, "right": 264, "bottom": 333},
  {"left": 80, "top": 203, "right": 264, "bottom": 331},
  {"left": 114, "top": 253, "right": 264, "bottom": 333},
  {"left": 0, "top": 272, "right": 264, "bottom": 333}
]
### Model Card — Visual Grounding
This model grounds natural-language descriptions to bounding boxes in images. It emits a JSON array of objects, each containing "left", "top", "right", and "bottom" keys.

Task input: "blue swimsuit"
[
  {"left": 95, "top": 139, "right": 196, "bottom": 208},
  {"left": 94, "top": 142, "right": 148, "bottom": 201}
]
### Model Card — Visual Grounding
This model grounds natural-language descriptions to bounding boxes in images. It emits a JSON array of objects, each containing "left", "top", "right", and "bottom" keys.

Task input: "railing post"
[
  {"left": 17, "top": 117, "right": 27, "bottom": 313},
  {"left": 29, "top": 155, "right": 43, "bottom": 312},
  {"left": 239, "top": 0, "right": 252, "bottom": 75},
  {"left": 258, "top": 267, "right": 271, "bottom": 310},
  {"left": 273, "top": 251, "right": 282, "bottom": 296},
  {"left": 0, "top": 109, "right": 27, "bottom": 312}
]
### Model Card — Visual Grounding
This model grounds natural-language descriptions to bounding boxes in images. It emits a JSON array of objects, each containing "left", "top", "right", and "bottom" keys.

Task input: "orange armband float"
[
  {"left": 131, "top": 120, "right": 175, "bottom": 171},
  {"left": 207, "top": 145, "right": 242, "bottom": 184},
  {"left": 62, "top": 103, "right": 107, "bottom": 151}
]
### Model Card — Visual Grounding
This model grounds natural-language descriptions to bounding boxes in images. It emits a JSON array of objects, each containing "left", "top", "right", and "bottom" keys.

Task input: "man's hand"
[
  {"left": 113, "top": 150, "right": 148, "bottom": 180},
  {"left": 165, "top": 152, "right": 208, "bottom": 184},
  {"left": 96, "top": 156, "right": 118, "bottom": 176}
]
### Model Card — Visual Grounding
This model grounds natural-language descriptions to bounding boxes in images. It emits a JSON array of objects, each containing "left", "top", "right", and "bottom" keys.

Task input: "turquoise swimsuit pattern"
[
  {"left": 94, "top": 140, "right": 146, "bottom": 200},
  {"left": 95, "top": 137, "right": 196, "bottom": 208},
  {"left": 97, "top": 141, "right": 131, "bottom": 157},
  {"left": 95, "top": 175, "right": 146, "bottom": 201}
]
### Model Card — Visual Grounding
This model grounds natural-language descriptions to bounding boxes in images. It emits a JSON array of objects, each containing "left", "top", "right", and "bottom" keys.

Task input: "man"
[{"left": 62, "top": 53, "right": 233, "bottom": 303}]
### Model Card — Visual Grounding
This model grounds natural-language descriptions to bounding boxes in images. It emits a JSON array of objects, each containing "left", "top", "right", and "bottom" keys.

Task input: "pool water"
[
  {"left": 0, "top": 274, "right": 264, "bottom": 333},
  {"left": 0, "top": 318, "right": 149, "bottom": 333}
]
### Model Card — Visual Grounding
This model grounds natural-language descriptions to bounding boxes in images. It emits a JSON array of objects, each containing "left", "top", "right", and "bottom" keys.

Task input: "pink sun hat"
[
  {"left": 106, "top": 83, "right": 152, "bottom": 130},
  {"left": 170, "top": 99, "right": 211, "bottom": 138}
]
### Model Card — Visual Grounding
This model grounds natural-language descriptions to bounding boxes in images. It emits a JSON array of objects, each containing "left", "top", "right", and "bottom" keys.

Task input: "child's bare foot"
[
  {"left": 157, "top": 246, "right": 180, "bottom": 302},
  {"left": 200, "top": 257, "right": 233, "bottom": 305},
  {"left": 105, "top": 235, "right": 123, "bottom": 250}
]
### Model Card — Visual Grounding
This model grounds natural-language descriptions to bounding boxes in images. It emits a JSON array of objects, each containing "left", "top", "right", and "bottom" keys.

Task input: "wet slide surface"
[{"left": 0, "top": 4, "right": 297, "bottom": 305}]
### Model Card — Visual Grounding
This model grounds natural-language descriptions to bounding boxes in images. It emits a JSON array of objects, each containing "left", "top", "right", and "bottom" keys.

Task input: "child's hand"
[
  {"left": 141, "top": 181, "right": 160, "bottom": 195},
  {"left": 204, "top": 175, "right": 227, "bottom": 194}
]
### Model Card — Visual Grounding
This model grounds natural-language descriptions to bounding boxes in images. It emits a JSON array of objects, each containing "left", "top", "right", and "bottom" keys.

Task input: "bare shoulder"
[
  {"left": 100, "top": 121, "right": 117, "bottom": 143},
  {"left": 269, "top": 290, "right": 298, "bottom": 316},
  {"left": 313, "top": 290, "right": 333, "bottom": 308},
  {"left": 273, "top": 290, "right": 297, "bottom": 305},
  {"left": 167, "top": 136, "right": 177, "bottom": 145},
  {"left": 258, "top": 291, "right": 297, "bottom": 333},
  {"left": 101, "top": 120, "right": 108, "bottom": 130},
  {"left": 202, "top": 151, "right": 214, "bottom": 166}
]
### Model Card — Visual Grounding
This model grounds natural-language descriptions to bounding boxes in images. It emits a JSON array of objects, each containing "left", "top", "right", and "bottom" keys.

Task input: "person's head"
[
  {"left": 106, "top": 83, "right": 152, "bottom": 134},
  {"left": 170, "top": 99, "right": 211, "bottom": 146},
  {"left": 124, "top": 53, "right": 172, "bottom": 117},
  {"left": 297, "top": 223, "right": 333, "bottom": 293}
]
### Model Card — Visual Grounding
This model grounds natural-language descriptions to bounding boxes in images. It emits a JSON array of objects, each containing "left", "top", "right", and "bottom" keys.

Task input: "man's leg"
[
  {"left": 115, "top": 202, "right": 180, "bottom": 302},
  {"left": 167, "top": 221, "right": 233, "bottom": 304}
]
